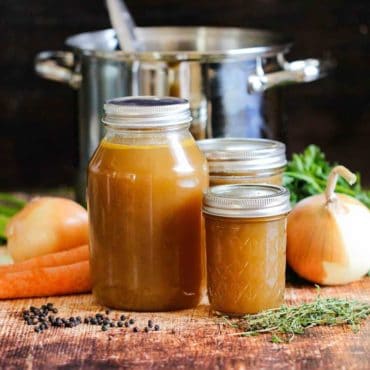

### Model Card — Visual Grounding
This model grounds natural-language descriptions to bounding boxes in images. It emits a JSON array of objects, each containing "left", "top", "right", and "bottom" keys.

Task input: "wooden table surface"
[{"left": 0, "top": 277, "right": 369, "bottom": 370}]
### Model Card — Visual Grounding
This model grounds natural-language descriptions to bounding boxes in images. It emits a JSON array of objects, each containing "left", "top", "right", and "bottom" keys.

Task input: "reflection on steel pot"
[{"left": 35, "top": 27, "right": 332, "bottom": 203}]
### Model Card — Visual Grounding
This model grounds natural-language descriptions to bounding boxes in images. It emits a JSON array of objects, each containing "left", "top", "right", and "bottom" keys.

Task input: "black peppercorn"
[
  {"left": 117, "top": 321, "right": 123, "bottom": 327},
  {"left": 129, "top": 318, "right": 134, "bottom": 325},
  {"left": 102, "top": 325, "right": 109, "bottom": 331},
  {"left": 154, "top": 324, "right": 160, "bottom": 331},
  {"left": 144, "top": 327, "right": 149, "bottom": 333},
  {"left": 148, "top": 320, "right": 153, "bottom": 328},
  {"left": 124, "top": 322, "right": 129, "bottom": 328},
  {"left": 120, "top": 315, "right": 126, "bottom": 321},
  {"left": 91, "top": 318, "right": 98, "bottom": 325},
  {"left": 133, "top": 327, "right": 139, "bottom": 333}
]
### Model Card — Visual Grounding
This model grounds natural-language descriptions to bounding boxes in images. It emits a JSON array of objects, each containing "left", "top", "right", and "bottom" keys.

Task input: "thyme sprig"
[{"left": 225, "top": 294, "right": 370, "bottom": 343}]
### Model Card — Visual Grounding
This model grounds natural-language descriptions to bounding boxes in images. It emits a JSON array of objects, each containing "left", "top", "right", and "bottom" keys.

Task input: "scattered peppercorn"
[
  {"left": 90, "top": 318, "right": 97, "bottom": 325},
  {"left": 21, "top": 304, "right": 161, "bottom": 335}
]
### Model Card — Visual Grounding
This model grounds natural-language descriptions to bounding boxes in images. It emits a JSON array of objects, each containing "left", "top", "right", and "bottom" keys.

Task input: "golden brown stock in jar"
[
  {"left": 203, "top": 184, "right": 291, "bottom": 315},
  {"left": 88, "top": 97, "right": 208, "bottom": 311},
  {"left": 197, "top": 138, "right": 286, "bottom": 186}
]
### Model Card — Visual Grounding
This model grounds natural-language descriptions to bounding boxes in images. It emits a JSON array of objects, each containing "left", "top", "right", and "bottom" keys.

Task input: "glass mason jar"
[
  {"left": 87, "top": 97, "right": 208, "bottom": 311},
  {"left": 197, "top": 138, "right": 286, "bottom": 186},
  {"left": 203, "top": 184, "right": 291, "bottom": 315}
]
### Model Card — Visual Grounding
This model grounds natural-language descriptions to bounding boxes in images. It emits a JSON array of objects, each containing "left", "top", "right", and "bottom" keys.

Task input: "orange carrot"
[
  {"left": 0, "top": 260, "right": 91, "bottom": 299},
  {"left": 0, "top": 245, "right": 89, "bottom": 275}
]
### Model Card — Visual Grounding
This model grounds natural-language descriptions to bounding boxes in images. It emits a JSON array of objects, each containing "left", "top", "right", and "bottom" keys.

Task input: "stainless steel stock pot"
[{"left": 35, "top": 27, "right": 330, "bottom": 202}]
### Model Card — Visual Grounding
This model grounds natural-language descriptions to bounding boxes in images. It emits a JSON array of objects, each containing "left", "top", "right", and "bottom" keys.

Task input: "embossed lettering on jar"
[{"left": 203, "top": 184, "right": 291, "bottom": 315}]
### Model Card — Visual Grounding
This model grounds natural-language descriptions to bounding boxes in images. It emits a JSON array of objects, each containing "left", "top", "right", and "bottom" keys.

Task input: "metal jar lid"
[
  {"left": 103, "top": 96, "right": 192, "bottom": 128},
  {"left": 203, "top": 184, "right": 291, "bottom": 218},
  {"left": 197, "top": 138, "right": 286, "bottom": 174}
]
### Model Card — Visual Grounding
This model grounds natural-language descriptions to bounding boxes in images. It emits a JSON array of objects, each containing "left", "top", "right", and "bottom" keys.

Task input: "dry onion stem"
[{"left": 224, "top": 292, "right": 370, "bottom": 343}]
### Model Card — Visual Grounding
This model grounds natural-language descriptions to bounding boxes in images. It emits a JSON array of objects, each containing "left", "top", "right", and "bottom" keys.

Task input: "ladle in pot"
[{"left": 105, "top": 0, "right": 141, "bottom": 52}]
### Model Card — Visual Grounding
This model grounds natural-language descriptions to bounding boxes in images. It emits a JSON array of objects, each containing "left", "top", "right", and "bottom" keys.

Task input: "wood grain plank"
[{"left": 0, "top": 278, "right": 369, "bottom": 369}]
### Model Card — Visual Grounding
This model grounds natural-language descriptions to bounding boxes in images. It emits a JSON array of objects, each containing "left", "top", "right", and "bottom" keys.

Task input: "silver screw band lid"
[
  {"left": 197, "top": 138, "right": 287, "bottom": 174},
  {"left": 203, "top": 184, "right": 291, "bottom": 218},
  {"left": 103, "top": 96, "right": 192, "bottom": 128}
]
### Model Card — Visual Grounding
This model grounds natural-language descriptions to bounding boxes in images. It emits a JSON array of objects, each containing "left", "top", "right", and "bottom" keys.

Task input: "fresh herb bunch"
[
  {"left": 283, "top": 145, "right": 370, "bottom": 207},
  {"left": 225, "top": 294, "right": 370, "bottom": 343},
  {"left": 0, "top": 193, "right": 26, "bottom": 244}
]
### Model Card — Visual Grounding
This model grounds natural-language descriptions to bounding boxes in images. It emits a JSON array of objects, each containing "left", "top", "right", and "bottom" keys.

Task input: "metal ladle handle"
[
  {"left": 247, "top": 55, "right": 335, "bottom": 94},
  {"left": 35, "top": 51, "right": 82, "bottom": 89}
]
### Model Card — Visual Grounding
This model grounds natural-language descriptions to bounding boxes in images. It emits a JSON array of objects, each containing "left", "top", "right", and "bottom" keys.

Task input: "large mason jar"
[{"left": 87, "top": 97, "right": 208, "bottom": 311}]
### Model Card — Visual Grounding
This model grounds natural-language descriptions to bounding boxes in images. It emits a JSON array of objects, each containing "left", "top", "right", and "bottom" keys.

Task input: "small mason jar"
[
  {"left": 197, "top": 138, "right": 286, "bottom": 186},
  {"left": 203, "top": 184, "right": 291, "bottom": 315},
  {"left": 87, "top": 96, "right": 208, "bottom": 311}
]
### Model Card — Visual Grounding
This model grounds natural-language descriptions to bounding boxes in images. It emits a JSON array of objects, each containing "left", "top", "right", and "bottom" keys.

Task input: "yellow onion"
[
  {"left": 6, "top": 197, "right": 88, "bottom": 262},
  {"left": 287, "top": 165, "right": 370, "bottom": 285}
]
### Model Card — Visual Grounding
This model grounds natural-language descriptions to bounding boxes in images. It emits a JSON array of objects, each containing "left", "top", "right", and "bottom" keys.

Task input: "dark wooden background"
[{"left": 1, "top": 0, "right": 369, "bottom": 189}]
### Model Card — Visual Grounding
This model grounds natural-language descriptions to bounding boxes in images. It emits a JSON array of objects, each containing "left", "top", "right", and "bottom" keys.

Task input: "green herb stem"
[
  {"left": 283, "top": 145, "right": 370, "bottom": 207},
  {"left": 0, "top": 214, "right": 10, "bottom": 240},
  {"left": 226, "top": 296, "right": 370, "bottom": 343},
  {"left": 0, "top": 193, "right": 26, "bottom": 209}
]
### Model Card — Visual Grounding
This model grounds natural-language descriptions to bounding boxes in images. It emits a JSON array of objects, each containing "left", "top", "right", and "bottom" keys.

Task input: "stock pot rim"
[{"left": 65, "top": 27, "right": 292, "bottom": 62}]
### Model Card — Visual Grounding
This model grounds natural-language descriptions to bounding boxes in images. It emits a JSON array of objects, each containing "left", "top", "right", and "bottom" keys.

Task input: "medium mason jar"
[
  {"left": 87, "top": 97, "right": 208, "bottom": 311},
  {"left": 197, "top": 138, "right": 286, "bottom": 186},
  {"left": 203, "top": 184, "right": 291, "bottom": 315}
]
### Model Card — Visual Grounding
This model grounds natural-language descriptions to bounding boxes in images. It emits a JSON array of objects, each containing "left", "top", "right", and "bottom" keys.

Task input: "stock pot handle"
[
  {"left": 247, "top": 56, "right": 334, "bottom": 94},
  {"left": 35, "top": 51, "right": 81, "bottom": 89}
]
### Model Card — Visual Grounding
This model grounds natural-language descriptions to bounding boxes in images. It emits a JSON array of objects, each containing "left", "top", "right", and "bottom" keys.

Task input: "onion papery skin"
[
  {"left": 6, "top": 197, "right": 88, "bottom": 262},
  {"left": 287, "top": 193, "right": 370, "bottom": 285}
]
